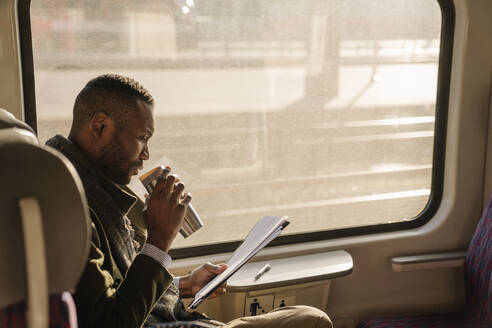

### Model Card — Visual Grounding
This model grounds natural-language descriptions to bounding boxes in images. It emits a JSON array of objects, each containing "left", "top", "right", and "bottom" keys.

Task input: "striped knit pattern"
[
  {"left": 0, "top": 294, "right": 75, "bottom": 328},
  {"left": 357, "top": 196, "right": 492, "bottom": 328}
]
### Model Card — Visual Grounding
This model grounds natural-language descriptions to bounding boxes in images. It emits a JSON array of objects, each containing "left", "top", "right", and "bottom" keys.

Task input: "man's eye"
[{"left": 138, "top": 136, "right": 148, "bottom": 142}]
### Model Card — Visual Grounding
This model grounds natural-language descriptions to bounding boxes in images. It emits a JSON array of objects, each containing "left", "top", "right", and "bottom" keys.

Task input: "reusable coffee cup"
[{"left": 139, "top": 166, "right": 204, "bottom": 238}]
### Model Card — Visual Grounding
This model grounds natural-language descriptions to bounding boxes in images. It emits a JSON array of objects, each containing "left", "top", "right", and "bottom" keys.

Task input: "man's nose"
[{"left": 140, "top": 143, "right": 150, "bottom": 160}]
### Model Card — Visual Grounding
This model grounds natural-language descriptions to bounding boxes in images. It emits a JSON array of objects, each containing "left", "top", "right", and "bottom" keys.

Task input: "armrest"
[
  {"left": 391, "top": 251, "right": 467, "bottom": 272},
  {"left": 227, "top": 250, "right": 353, "bottom": 292}
]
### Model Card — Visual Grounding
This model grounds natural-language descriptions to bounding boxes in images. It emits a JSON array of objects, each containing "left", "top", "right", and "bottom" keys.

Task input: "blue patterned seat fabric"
[
  {"left": 0, "top": 293, "right": 76, "bottom": 328},
  {"left": 358, "top": 196, "right": 492, "bottom": 328}
]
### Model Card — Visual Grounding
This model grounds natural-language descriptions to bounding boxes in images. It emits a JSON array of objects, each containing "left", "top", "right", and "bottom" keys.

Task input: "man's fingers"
[
  {"left": 216, "top": 263, "right": 228, "bottom": 273},
  {"left": 204, "top": 262, "right": 228, "bottom": 274},
  {"left": 203, "top": 262, "right": 221, "bottom": 273},
  {"left": 170, "top": 182, "right": 185, "bottom": 202},
  {"left": 211, "top": 287, "right": 226, "bottom": 298},
  {"left": 181, "top": 193, "right": 192, "bottom": 205},
  {"left": 152, "top": 167, "right": 187, "bottom": 204},
  {"left": 157, "top": 166, "right": 170, "bottom": 182},
  {"left": 215, "top": 287, "right": 226, "bottom": 295},
  {"left": 164, "top": 174, "right": 177, "bottom": 194},
  {"left": 176, "top": 193, "right": 191, "bottom": 212},
  {"left": 153, "top": 174, "right": 176, "bottom": 200}
]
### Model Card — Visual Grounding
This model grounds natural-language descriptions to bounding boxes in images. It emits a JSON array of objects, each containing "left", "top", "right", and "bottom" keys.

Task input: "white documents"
[{"left": 189, "top": 215, "right": 290, "bottom": 309}]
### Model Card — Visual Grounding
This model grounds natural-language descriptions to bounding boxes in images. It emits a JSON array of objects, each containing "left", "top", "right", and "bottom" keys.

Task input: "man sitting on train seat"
[{"left": 46, "top": 74, "right": 332, "bottom": 328}]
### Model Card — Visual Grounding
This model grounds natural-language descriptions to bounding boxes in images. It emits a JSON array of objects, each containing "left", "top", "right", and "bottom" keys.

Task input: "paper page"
[
  {"left": 227, "top": 216, "right": 288, "bottom": 266},
  {"left": 189, "top": 215, "right": 289, "bottom": 309}
]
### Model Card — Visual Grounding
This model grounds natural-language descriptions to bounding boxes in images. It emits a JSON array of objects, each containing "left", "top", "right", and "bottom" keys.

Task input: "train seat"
[
  {"left": 0, "top": 108, "right": 91, "bottom": 328},
  {"left": 357, "top": 195, "right": 492, "bottom": 328}
]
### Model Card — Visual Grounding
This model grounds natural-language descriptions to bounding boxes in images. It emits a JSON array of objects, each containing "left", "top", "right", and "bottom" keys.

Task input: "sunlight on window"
[{"left": 31, "top": 0, "right": 442, "bottom": 248}]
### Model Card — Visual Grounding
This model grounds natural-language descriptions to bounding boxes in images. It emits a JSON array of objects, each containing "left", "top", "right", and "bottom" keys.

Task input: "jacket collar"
[{"left": 46, "top": 134, "right": 136, "bottom": 215}]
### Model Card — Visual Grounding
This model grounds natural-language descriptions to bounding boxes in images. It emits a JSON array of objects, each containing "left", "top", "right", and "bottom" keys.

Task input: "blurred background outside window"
[{"left": 31, "top": 0, "right": 442, "bottom": 248}]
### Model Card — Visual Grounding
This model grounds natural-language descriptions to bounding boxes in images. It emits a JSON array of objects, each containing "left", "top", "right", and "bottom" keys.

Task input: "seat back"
[
  {"left": 0, "top": 109, "right": 91, "bottom": 328},
  {"left": 464, "top": 195, "right": 492, "bottom": 322}
]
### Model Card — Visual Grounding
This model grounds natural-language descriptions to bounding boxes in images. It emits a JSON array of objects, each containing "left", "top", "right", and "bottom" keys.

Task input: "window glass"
[{"left": 31, "top": 0, "right": 442, "bottom": 248}]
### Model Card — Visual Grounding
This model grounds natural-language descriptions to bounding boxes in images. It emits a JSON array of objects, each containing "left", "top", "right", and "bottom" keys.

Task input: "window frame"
[{"left": 19, "top": 0, "right": 455, "bottom": 259}]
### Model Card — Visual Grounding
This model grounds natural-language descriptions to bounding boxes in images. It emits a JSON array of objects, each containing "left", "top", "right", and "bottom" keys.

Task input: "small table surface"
[{"left": 227, "top": 250, "right": 353, "bottom": 292}]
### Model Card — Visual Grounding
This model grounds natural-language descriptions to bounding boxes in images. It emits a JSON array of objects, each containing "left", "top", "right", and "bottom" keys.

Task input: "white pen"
[{"left": 254, "top": 263, "right": 271, "bottom": 281}]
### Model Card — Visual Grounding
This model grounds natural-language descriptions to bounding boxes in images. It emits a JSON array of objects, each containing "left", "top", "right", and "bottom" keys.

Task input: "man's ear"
[{"left": 90, "top": 111, "right": 116, "bottom": 140}]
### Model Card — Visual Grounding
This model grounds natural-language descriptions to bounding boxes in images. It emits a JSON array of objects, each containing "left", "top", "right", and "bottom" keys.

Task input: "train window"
[{"left": 29, "top": 0, "right": 448, "bottom": 253}]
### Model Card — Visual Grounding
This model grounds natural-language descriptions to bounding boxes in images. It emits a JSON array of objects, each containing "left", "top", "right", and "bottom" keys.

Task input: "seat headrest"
[
  {"left": 0, "top": 109, "right": 34, "bottom": 133},
  {"left": 0, "top": 109, "right": 38, "bottom": 145}
]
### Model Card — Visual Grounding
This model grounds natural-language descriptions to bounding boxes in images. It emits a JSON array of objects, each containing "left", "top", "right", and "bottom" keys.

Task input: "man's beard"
[{"left": 99, "top": 135, "right": 140, "bottom": 185}]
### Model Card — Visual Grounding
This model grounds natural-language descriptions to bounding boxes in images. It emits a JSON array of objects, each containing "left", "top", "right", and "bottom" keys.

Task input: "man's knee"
[
  {"left": 224, "top": 305, "right": 332, "bottom": 328},
  {"left": 287, "top": 306, "right": 333, "bottom": 328}
]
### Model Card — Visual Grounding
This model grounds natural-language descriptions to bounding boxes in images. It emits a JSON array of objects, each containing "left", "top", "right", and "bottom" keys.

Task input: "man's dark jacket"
[{"left": 46, "top": 135, "right": 205, "bottom": 328}]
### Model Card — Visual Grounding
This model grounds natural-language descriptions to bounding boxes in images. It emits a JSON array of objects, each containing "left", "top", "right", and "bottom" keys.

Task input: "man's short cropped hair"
[{"left": 71, "top": 74, "right": 154, "bottom": 133}]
